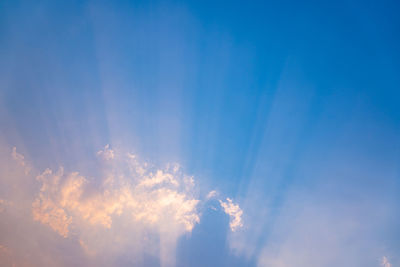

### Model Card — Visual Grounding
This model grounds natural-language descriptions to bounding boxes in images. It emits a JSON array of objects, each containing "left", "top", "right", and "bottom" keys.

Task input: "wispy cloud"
[
  {"left": 11, "top": 147, "right": 30, "bottom": 174},
  {"left": 206, "top": 190, "right": 218, "bottom": 199},
  {"left": 96, "top": 144, "right": 115, "bottom": 161},
  {"left": 219, "top": 198, "right": 243, "bottom": 232}
]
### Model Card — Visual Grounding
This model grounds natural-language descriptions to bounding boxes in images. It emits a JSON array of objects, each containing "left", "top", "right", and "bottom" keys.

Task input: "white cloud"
[{"left": 219, "top": 198, "right": 243, "bottom": 232}]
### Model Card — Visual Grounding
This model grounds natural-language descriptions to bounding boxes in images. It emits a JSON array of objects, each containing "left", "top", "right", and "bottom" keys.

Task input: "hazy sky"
[{"left": 0, "top": 0, "right": 399, "bottom": 266}]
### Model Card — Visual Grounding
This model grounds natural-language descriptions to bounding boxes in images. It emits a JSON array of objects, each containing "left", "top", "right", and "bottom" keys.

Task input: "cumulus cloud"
[
  {"left": 381, "top": 256, "right": 391, "bottom": 267},
  {"left": 1, "top": 145, "right": 245, "bottom": 266},
  {"left": 26, "top": 146, "right": 206, "bottom": 266},
  {"left": 32, "top": 168, "right": 80, "bottom": 237},
  {"left": 32, "top": 148, "right": 200, "bottom": 239},
  {"left": 219, "top": 198, "right": 243, "bottom": 232}
]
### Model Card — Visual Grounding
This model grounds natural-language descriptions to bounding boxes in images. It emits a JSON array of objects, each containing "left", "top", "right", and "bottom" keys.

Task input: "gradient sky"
[{"left": 0, "top": 0, "right": 399, "bottom": 266}]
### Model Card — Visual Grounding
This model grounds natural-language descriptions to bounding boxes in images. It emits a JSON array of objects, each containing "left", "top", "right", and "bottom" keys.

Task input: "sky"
[{"left": 0, "top": 0, "right": 399, "bottom": 266}]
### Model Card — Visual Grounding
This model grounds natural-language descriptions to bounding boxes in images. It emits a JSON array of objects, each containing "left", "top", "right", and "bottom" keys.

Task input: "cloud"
[
  {"left": 206, "top": 190, "right": 218, "bottom": 199},
  {"left": 32, "top": 148, "right": 200, "bottom": 238},
  {"left": 96, "top": 144, "right": 115, "bottom": 161},
  {"left": 219, "top": 198, "right": 243, "bottom": 232},
  {"left": 11, "top": 147, "right": 30, "bottom": 174},
  {"left": 32, "top": 168, "right": 78, "bottom": 238},
  {"left": 1, "top": 145, "right": 244, "bottom": 266},
  {"left": 26, "top": 146, "right": 204, "bottom": 266},
  {"left": 381, "top": 256, "right": 391, "bottom": 267}
]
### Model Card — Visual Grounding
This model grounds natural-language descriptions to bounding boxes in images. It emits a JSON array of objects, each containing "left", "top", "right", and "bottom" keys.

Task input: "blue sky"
[{"left": 0, "top": 0, "right": 399, "bottom": 266}]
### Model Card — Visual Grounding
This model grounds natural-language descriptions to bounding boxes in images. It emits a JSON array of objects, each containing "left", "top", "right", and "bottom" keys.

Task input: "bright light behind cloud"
[
  {"left": 2, "top": 145, "right": 243, "bottom": 266},
  {"left": 31, "top": 145, "right": 201, "bottom": 266},
  {"left": 32, "top": 145, "right": 200, "bottom": 238},
  {"left": 1, "top": 1, "right": 399, "bottom": 266}
]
